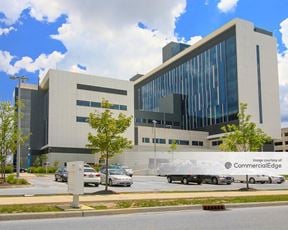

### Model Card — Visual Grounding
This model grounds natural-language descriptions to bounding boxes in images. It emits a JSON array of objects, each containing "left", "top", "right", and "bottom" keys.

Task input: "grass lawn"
[{"left": 1, "top": 195, "right": 288, "bottom": 214}]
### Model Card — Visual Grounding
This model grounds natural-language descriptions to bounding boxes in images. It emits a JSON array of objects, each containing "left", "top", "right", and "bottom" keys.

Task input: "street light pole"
[
  {"left": 10, "top": 76, "right": 28, "bottom": 178},
  {"left": 152, "top": 120, "right": 157, "bottom": 175}
]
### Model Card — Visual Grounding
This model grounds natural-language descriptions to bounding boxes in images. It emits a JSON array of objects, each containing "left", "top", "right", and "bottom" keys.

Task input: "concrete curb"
[{"left": 1, "top": 201, "right": 288, "bottom": 221}]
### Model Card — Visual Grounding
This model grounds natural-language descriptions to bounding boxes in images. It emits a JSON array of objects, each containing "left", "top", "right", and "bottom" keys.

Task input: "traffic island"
[{"left": 57, "top": 204, "right": 94, "bottom": 211}]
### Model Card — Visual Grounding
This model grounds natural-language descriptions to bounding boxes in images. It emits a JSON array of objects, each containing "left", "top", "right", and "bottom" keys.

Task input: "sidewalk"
[{"left": 1, "top": 190, "right": 288, "bottom": 206}]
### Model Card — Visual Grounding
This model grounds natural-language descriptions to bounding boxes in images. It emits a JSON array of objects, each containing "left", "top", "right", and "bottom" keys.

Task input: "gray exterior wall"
[
  {"left": 162, "top": 42, "right": 190, "bottom": 63},
  {"left": 16, "top": 84, "right": 46, "bottom": 167}
]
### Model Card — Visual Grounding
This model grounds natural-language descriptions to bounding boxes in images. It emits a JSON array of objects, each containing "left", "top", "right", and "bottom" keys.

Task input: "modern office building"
[
  {"left": 132, "top": 18, "right": 281, "bottom": 147},
  {"left": 16, "top": 70, "right": 134, "bottom": 166},
  {"left": 14, "top": 18, "right": 281, "bottom": 168},
  {"left": 274, "top": 128, "right": 288, "bottom": 152}
]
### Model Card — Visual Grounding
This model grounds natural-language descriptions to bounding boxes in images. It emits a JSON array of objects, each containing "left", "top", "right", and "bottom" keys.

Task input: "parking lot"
[{"left": 0, "top": 174, "right": 288, "bottom": 196}]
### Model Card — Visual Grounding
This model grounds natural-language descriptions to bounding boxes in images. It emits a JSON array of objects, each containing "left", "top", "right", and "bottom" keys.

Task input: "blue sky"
[{"left": 0, "top": 0, "right": 287, "bottom": 126}]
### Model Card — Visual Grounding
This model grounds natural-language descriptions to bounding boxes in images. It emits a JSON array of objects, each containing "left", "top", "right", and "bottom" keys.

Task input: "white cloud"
[
  {"left": 280, "top": 18, "right": 288, "bottom": 49},
  {"left": 0, "top": 51, "right": 18, "bottom": 75},
  {"left": 0, "top": 0, "right": 63, "bottom": 25},
  {"left": 187, "top": 36, "right": 203, "bottom": 45},
  {"left": 278, "top": 18, "right": 288, "bottom": 126},
  {"left": 14, "top": 51, "right": 65, "bottom": 79},
  {"left": 48, "top": 0, "right": 187, "bottom": 79},
  {"left": 0, "top": 1, "right": 187, "bottom": 79},
  {"left": 279, "top": 84, "right": 288, "bottom": 127},
  {"left": 70, "top": 64, "right": 87, "bottom": 74},
  {"left": 0, "top": 0, "right": 30, "bottom": 25},
  {"left": 0, "top": 50, "right": 65, "bottom": 79},
  {"left": 278, "top": 51, "right": 288, "bottom": 86},
  {"left": 0, "top": 27, "right": 16, "bottom": 36},
  {"left": 217, "top": 0, "right": 239, "bottom": 13}
]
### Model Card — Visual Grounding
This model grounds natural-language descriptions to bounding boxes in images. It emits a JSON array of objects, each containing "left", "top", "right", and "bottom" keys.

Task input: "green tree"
[
  {"left": 86, "top": 99, "right": 133, "bottom": 191},
  {"left": 219, "top": 103, "right": 271, "bottom": 189},
  {"left": 0, "top": 101, "right": 27, "bottom": 182},
  {"left": 33, "top": 155, "right": 48, "bottom": 167},
  {"left": 168, "top": 140, "right": 177, "bottom": 161}
]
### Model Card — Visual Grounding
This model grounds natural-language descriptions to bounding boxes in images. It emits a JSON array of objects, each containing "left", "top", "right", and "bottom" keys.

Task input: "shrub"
[
  {"left": 6, "top": 175, "right": 28, "bottom": 185},
  {"left": 47, "top": 167, "right": 57, "bottom": 173},
  {"left": 5, "top": 165, "right": 13, "bottom": 173},
  {"left": 6, "top": 174, "right": 16, "bottom": 184},
  {"left": 29, "top": 166, "right": 56, "bottom": 174}
]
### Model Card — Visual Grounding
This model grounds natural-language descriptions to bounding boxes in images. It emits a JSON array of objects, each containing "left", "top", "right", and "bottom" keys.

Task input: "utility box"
[{"left": 67, "top": 161, "right": 84, "bottom": 195}]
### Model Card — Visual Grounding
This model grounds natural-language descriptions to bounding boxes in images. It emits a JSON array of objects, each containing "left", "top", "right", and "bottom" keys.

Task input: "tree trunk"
[
  {"left": 105, "top": 151, "right": 109, "bottom": 191},
  {"left": 246, "top": 174, "right": 249, "bottom": 190}
]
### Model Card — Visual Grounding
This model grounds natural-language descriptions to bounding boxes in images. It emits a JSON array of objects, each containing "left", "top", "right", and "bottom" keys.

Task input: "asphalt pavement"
[
  {"left": 1, "top": 173, "right": 288, "bottom": 196},
  {"left": 1, "top": 206, "right": 288, "bottom": 230}
]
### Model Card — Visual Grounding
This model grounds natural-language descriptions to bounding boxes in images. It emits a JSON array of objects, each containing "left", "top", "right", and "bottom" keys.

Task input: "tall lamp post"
[
  {"left": 27, "top": 147, "right": 31, "bottom": 169},
  {"left": 152, "top": 120, "right": 157, "bottom": 175},
  {"left": 10, "top": 75, "right": 28, "bottom": 178}
]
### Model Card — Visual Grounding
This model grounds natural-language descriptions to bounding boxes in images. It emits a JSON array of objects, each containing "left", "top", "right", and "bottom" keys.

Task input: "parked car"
[
  {"left": 103, "top": 164, "right": 134, "bottom": 177},
  {"left": 84, "top": 163, "right": 94, "bottom": 169},
  {"left": 100, "top": 168, "right": 133, "bottom": 187},
  {"left": 202, "top": 175, "right": 233, "bottom": 185},
  {"left": 120, "top": 165, "right": 133, "bottom": 177},
  {"left": 267, "top": 175, "right": 285, "bottom": 184},
  {"left": 83, "top": 168, "right": 100, "bottom": 186},
  {"left": 55, "top": 166, "right": 100, "bottom": 186},
  {"left": 55, "top": 166, "right": 68, "bottom": 182},
  {"left": 233, "top": 175, "right": 270, "bottom": 184},
  {"left": 167, "top": 174, "right": 203, "bottom": 185}
]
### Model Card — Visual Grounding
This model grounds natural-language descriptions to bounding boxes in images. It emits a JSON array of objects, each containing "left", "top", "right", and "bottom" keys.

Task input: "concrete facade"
[
  {"left": 274, "top": 128, "right": 288, "bottom": 152},
  {"left": 39, "top": 69, "right": 134, "bottom": 164},
  {"left": 235, "top": 20, "right": 281, "bottom": 139}
]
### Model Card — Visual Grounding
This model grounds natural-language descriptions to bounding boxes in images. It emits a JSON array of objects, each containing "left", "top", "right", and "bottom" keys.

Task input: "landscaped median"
[{"left": 1, "top": 193, "right": 288, "bottom": 220}]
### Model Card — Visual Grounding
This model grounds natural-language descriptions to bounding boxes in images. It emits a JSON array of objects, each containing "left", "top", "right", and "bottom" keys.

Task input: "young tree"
[
  {"left": 219, "top": 103, "right": 271, "bottom": 189},
  {"left": 168, "top": 140, "right": 177, "bottom": 161},
  {"left": 86, "top": 99, "right": 133, "bottom": 191},
  {"left": 0, "top": 101, "right": 27, "bottom": 182}
]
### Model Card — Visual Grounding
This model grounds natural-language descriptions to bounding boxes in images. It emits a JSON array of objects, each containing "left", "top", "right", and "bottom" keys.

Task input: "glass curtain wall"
[{"left": 136, "top": 35, "right": 238, "bottom": 130}]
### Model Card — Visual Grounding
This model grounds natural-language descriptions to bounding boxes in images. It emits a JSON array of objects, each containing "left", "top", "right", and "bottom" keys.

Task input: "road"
[
  {"left": 1, "top": 206, "right": 288, "bottom": 230},
  {"left": 0, "top": 175, "right": 288, "bottom": 196}
]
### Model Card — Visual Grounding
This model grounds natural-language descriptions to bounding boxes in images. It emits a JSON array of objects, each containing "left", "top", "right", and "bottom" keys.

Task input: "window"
[
  {"left": 159, "top": 139, "right": 166, "bottom": 144},
  {"left": 76, "top": 116, "right": 88, "bottom": 123},
  {"left": 76, "top": 100, "right": 90, "bottom": 107},
  {"left": 212, "top": 140, "right": 222, "bottom": 146},
  {"left": 142, "top": 137, "right": 150, "bottom": 143},
  {"left": 135, "top": 32, "right": 238, "bottom": 130},
  {"left": 169, "top": 139, "right": 189, "bottom": 145},
  {"left": 192, "top": 141, "right": 204, "bottom": 146},
  {"left": 285, "top": 132, "right": 288, "bottom": 137},
  {"left": 256, "top": 45, "right": 263, "bottom": 124},
  {"left": 285, "top": 141, "right": 288, "bottom": 145},
  {"left": 120, "top": 105, "right": 127, "bottom": 111},
  {"left": 91, "top": 102, "right": 101, "bottom": 108},
  {"left": 77, "top": 84, "right": 127, "bottom": 95},
  {"left": 192, "top": 141, "right": 198, "bottom": 146},
  {"left": 77, "top": 100, "right": 127, "bottom": 111},
  {"left": 275, "top": 150, "right": 283, "bottom": 152},
  {"left": 274, "top": 142, "right": 283, "bottom": 146},
  {"left": 110, "top": 104, "right": 120, "bottom": 110},
  {"left": 152, "top": 138, "right": 166, "bottom": 144},
  {"left": 179, "top": 140, "right": 189, "bottom": 145}
]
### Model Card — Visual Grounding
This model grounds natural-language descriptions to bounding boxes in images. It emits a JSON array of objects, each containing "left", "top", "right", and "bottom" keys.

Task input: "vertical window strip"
[{"left": 256, "top": 45, "right": 263, "bottom": 124}]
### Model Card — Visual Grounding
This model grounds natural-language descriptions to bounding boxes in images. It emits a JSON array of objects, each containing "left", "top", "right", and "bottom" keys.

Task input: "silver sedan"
[{"left": 100, "top": 169, "right": 133, "bottom": 187}]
